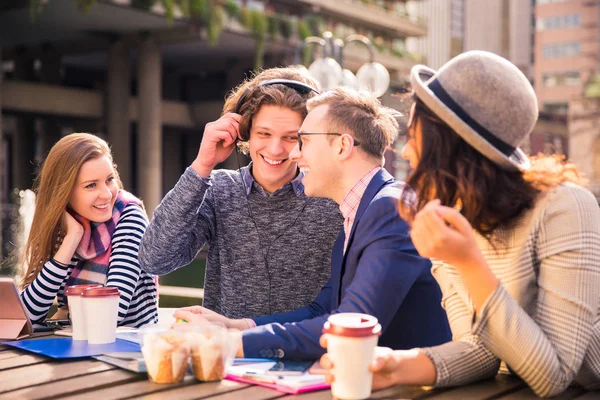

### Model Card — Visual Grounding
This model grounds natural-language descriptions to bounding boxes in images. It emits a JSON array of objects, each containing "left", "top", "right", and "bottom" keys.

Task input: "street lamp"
[{"left": 292, "top": 31, "right": 390, "bottom": 97}]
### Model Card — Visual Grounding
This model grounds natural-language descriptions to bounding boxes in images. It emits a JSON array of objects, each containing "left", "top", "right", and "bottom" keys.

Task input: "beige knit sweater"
[{"left": 421, "top": 183, "right": 600, "bottom": 397}]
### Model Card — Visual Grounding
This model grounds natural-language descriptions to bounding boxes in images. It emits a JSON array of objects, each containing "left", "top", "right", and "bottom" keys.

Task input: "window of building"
[
  {"left": 536, "top": 13, "right": 581, "bottom": 31},
  {"left": 543, "top": 103, "right": 568, "bottom": 114},
  {"left": 542, "top": 71, "right": 581, "bottom": 87},
  {"left": 537, "top": 0, "right": 571, "bottom": 4},
  {"left": 542, "top": 42, "right": 581, "bottom": 58},
  {"left": 543, "top": 73, "right": 558, "bottom": 87},
  {"left": 564, "top": 71, "right": 581, "bottom": 85}
]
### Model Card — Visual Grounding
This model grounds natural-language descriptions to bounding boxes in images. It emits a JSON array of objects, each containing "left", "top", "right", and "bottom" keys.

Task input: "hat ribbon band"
[{"left": 429, "top": 79, "right": 516, "bottom": 157}]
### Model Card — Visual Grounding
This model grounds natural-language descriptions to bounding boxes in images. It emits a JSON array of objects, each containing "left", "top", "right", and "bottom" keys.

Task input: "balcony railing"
[{"left": 294, "top": 0, "right": 427, "bottom": 38}]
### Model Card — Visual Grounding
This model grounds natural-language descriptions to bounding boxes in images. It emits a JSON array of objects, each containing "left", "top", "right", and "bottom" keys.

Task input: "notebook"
[
  {"left": 225, "top": 361, "right": 330, "bottom": 395},
  {"left": 93, "top": 352, "right": 146, "bottom": 373},
  {"left": 2, "top": 337, "right": 141, "bottom": 358}
]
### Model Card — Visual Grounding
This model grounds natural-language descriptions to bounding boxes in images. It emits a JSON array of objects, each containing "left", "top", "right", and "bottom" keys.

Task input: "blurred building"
[
  {"left": 0, "top": 0, "right": 426, "bottom": 259},
  {"left": 535, "top": 0, "right": 599, "bottom": 115},
  {"left": 405, "top": 0, "right": 464, "bottom": 70}
]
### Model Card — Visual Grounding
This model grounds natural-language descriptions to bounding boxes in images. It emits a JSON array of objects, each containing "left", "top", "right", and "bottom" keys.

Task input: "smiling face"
[
  {"left": 68, "top": 155, "right": 119, "bottom": 222},
  {"left": 248, "top": 105, "right": 303, "bottom": 193},
  {"left": 290, "top": 104, "right": 342, "bottom": 200}
]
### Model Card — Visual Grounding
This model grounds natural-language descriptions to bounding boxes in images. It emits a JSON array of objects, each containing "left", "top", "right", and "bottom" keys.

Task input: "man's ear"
[{"left": 338, "top": 134, "right": 355, "bottom": 161}]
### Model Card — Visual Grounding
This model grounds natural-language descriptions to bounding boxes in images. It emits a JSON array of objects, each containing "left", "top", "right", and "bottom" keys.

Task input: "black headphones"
[{"left": 234, "top": 79, "right": 321, "bottom": 141}]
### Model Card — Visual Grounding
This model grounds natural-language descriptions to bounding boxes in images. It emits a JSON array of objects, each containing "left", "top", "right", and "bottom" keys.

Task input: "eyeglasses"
[{"left": 297, "top": 132, "right": 361, "bottom": 151}]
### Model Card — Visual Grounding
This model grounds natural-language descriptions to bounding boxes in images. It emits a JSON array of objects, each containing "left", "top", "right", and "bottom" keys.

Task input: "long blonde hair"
[{"left": 18, "top": 133, "right": 121, "bottom": 289}]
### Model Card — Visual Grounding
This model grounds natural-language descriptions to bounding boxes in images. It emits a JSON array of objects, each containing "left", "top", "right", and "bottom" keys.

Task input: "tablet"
[{"left": 0, "top": 277, "right": 34, "bottom": 340}]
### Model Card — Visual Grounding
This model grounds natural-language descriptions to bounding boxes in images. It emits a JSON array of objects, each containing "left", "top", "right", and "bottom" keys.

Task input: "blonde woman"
[
  {"left": 19, "top": 133, "right": 157, "bottom": 327},
  {"left": 321, "top": 51, "right": 600, "bottom": 397}
]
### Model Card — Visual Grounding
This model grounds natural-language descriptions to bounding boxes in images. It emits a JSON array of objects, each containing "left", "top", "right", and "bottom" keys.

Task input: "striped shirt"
[
  {"left": 340, "top": 167, "right": 381, "bottom": 252},
  {"left": 21, "top": 204, "right": 158, "bottom": 328},
  {"left": 420, "top": 183, "right": 600, "bottom": 397}
]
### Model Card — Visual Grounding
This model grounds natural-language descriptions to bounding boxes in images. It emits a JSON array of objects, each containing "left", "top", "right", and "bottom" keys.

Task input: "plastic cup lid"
[
  {"left": 322, "top": 313, "right": 382, "bottom": 338},
  {"left": 81, "top": 286, "right": 120, "bottom": 297},
  {"left": 65, "top": 284, "right": 103, "bottom": 296}
]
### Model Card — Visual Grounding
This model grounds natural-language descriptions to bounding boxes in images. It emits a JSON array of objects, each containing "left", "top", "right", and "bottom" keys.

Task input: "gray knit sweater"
[{"left": 139, "top": 166, "right": 342, "bottom": 319}]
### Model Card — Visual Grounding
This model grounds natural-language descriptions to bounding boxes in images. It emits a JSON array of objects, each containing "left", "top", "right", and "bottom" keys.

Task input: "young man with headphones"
[
  {"left": 139, "top": 68, "right": 342, "bottom": 324},
  {"left": 174, "top": 87, "right": 451, "bottom": 359}
]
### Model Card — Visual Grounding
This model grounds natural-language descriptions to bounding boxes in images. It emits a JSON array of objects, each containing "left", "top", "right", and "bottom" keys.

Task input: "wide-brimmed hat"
[{"left": 410, "top": 50, "right": 538, "bottom": 170}]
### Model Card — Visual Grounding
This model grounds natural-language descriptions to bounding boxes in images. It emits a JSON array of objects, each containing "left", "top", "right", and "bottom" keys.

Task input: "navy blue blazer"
[{"left": 243, "top": 169, "right": 451, "bottom": 359}]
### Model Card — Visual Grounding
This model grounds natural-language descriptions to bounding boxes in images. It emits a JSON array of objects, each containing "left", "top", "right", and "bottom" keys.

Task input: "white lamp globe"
[
  {"left": 290, "top": 64, "right": 310, "bottom": 75},
  {"left": 308, "top": 57, "right": 343, "bottom": 91},
  {"left": 340, "top": 69, "right": 359, "bottom": 89},
  {"left": 356, "top": 62, "right": 390, "bottom": 97}
]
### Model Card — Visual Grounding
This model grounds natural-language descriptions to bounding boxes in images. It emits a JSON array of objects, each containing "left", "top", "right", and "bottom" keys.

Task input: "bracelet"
[{"left": 51, "top": 258, "right": 69, "bottom": 267}]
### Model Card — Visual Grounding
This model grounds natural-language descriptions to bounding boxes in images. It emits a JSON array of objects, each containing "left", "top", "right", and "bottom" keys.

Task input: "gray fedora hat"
[{"left": 410, "top": 50, "right": 538, "bottom": 170}]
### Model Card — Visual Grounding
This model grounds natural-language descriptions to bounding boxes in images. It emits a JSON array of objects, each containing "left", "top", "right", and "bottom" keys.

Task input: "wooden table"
[{"left": 0, "top": 343, "right": 597, "bottom": 400}]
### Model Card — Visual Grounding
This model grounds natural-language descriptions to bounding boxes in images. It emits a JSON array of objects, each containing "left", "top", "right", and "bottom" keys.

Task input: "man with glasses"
[{"left": 175, "top": 87, "right": 451, "bottom": 359}]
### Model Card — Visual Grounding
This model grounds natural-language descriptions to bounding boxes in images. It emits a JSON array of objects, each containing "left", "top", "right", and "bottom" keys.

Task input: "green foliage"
[
  {"left": 267, "top": 14, "right": 278, "bottom": 41},
  {"left": 161, "top": 0, "right": 175, "bottom": 21},
  {"left": 224, "top": 0, "right": 241, "bottom": 20},
  {"left": 303, "top": 15, "right": 323, "bottom": 37},
  {"left": 76, "top": 0, "right": 96, "bottom": 13},
  {"left": 206, "top": 4, "right": 224, "bottom": 46},
  {"left": 29, "top": 0, "right": 44, "bottom": 20},
  {"left": 249, "top": 10, "right": 268, "bottom": 69},
  {"left": 297, "top": 20, "right": 311, "bottom": 40},
  {"left": 131, "top": 0, "right": 155, "bottom": 11},
  {"left": 29, "top": 0, "right": 97, "bottom": 20},
  {"left": 390, "top": 48, "right": 405, "bottom": 58},
  {"left": 240, "top": 7, "right": 252, "bottom": 30},
  {"left": 249, "top": 10, "right": 268, "bottom": 41},
  {"left": 189, "top": 0, "right": 207, "bottom": 17},
  {"left": 278, "top": 18, "right": 292, "bottom": 40}
]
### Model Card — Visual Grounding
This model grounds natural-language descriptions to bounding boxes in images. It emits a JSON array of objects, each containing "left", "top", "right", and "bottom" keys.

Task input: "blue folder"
[{"left": 2, "top": 337, "right": 141, "bottom": 359}]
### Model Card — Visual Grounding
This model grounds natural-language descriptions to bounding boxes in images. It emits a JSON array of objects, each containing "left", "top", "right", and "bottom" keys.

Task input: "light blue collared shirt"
[{"left": 240, "top": 162, "right": 305, "bottom": 198}]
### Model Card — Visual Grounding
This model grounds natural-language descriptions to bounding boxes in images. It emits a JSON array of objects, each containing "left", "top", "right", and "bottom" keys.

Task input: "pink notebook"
[{"left": 225, "top": 373, "right": 330, "bottom": 394}]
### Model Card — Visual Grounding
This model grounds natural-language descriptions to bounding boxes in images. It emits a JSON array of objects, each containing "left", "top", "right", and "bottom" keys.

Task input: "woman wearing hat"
[{"left": 319, "top": 51, "right": 600, "bottom": 397}]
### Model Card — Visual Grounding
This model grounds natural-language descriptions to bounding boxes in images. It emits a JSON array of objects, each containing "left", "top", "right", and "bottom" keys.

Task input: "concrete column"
[
  {"left": 107, "top": 40, "right": 131, "bottom": 189},
  {"left": 12, "top": 119, "right": 36, "bottom": 190},
  {"left": 13, "top": 52, "right": 36, "bottom": 192},
  {"left": 38, "top": 45, "right": 63, "bottom": 159},
  {"left": 137, "top": 39, "right": 162, "bottom": 217},
  {"left": 162, "top": 129, "right": 182, "bottom": 193},
  {"left": 0, "top": 44, "right": 3, "bottom": 260}
]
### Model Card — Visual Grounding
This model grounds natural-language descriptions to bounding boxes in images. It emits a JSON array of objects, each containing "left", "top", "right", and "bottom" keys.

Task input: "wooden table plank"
[
  {"left": 573, "top": 391, "right": 600, "bottom": 399},
  {"left": 1, "top": 369, "right": 144, "bottom": 400},
  {"left": 368, "top": 385, "right": 434, "bottom": 399},
  {"left": 60, "top": 375, "right": 199, "bottom": 400},
  {"left": 0, "top": 350, "right": 26, "bottom": 361},
  {"left": 0, "top": 353, "right": 48, "bottom": 371},
  {"left": 415, "top": 375, "right": 525, "bottom": 399},
  {"left": 0, "top": 360, "right": 113, "bottom": 393},
  {"left": 196, "top": 385, "right": 287, "bottom": 400},
  {"left": 289, "top": 385, "right": 432, "bottom": 399},
  {"left": 137, "top": 379, "right": 250, "bottom": 400},
  {"left": 499, "top": 386, "right": 586, "bottom": 399}
]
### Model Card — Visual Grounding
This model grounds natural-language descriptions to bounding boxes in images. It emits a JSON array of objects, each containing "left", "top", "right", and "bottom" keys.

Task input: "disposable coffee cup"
[
  {"left": 323, "top": 313, "right": 382, "bottom": 400},
  {"left": 64, "top": 284, "right": 103, "bottom": 340},
  {"left": 82, "top": 286, "right": 120, "bottom": 344}
]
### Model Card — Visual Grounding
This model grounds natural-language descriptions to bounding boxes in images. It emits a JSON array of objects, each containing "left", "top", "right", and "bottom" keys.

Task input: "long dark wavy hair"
[{"left": 399, "top": 96, "right": 583, "bottom": 239}]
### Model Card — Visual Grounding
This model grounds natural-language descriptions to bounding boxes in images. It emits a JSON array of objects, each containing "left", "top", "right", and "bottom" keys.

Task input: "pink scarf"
[{"left": 66, "top": 190, "right": 143, "bottom": 286}]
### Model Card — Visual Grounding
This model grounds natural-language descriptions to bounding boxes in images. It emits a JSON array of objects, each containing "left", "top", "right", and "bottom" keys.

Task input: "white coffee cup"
[
  {"left": 65, "top": 284, "right": 103, "bottom": 340},
  {"left": 323, "top": 313, "right": 382, "bottom": 400},
  {"left": 82, "top": 286, "right": 120, "bottom": 344}
]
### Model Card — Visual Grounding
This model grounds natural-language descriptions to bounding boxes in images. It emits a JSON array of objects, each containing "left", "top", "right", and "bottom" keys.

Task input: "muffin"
[{"left": 141, "top": 331, "right": 190, "bottom": 384}]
